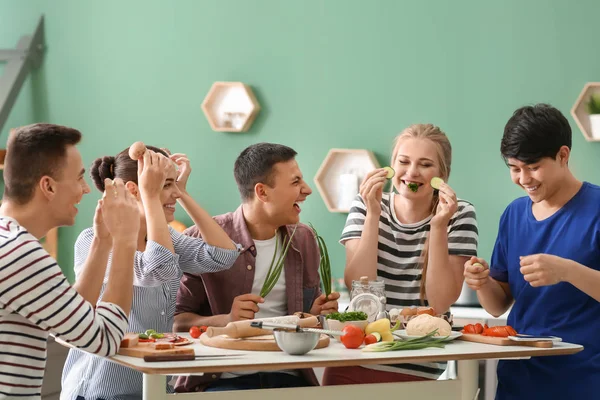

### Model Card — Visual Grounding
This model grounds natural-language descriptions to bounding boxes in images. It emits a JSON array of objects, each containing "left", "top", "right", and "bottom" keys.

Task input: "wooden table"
[{"left": 103, "top": 335, "right": 582, "bottom": 400}]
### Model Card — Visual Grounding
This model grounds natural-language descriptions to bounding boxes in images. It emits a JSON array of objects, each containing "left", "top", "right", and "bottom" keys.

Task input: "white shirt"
[
  {"left": 252, "top": 235, "right": 287, "bottom": 318},
  {"left": 222, "top": 233, "right": 297, "bottom": 379}
]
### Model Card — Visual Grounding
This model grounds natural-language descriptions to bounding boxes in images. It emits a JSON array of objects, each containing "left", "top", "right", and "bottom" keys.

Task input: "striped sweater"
[
  {"left": 0, "top": 217, "right": 129, "bottom": 400},
  {"left": 341, "top": 192, "right": 478, "bottom": 379}
]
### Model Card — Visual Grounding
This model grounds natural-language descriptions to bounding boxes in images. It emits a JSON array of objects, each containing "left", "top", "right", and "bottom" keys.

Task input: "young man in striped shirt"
[{"left": 0, "top": 124, "right": 139, "bottom": 399}]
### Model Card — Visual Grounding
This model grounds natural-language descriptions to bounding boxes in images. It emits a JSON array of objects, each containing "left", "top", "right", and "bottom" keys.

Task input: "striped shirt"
[
  {"left": 340, "top": 192, "right": 478, "bottom": 379},
  {"left": 0, "top": 217, "right": 129, "bottom": 400},
  {"left": 61, "top": 227, "right": 240, "bottom": 400}
]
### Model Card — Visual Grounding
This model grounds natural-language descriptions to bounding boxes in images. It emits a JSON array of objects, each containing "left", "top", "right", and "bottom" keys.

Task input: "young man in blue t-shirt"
[{"left": 464, "top": 104, "right": 600, "bottom": 399}]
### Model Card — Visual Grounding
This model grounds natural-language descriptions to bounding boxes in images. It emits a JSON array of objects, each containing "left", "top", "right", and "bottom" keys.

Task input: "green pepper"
[
  {"left": 149, "top": 332, "right": 164, "bottom": 339},
  {"left": 138, "top": 333, "right": 149, "bottom": 339}
]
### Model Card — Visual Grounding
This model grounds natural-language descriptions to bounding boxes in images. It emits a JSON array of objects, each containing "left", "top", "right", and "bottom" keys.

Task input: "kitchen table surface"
[{"left": 97, "top": 333, "right": 582, "bottom": 400}]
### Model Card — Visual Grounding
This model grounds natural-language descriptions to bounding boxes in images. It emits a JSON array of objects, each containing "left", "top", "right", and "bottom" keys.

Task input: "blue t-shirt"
[{"left": 489, "top": 182, "right": 600, "bottom": 399}]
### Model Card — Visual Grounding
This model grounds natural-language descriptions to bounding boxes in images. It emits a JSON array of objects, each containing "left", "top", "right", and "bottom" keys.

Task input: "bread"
[
  {"left": 155, "top": 343, "right": 174, "bottom": 350},
  {"left": 120, "top": 333, "right": 139, "bottom": 348},
  {"left": 128, "top": 141, "right": 146, "bottom": 160},
  {"left": 406, "top": 314, "right": 451, "bottom": 337}
]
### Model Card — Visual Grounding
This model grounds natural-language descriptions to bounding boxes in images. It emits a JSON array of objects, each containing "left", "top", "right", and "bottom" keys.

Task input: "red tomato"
[
  {"left": 340, "top": 325, "right": 365, "bottom": 349},
  {"left": 189, "top": 326, "right": 201, "bottom": 339},
  {"left": 364, "top": 334, "right": 378, "bottom": 346},
  {"left": 199, "top": 326, "right": 208, "bottom": 334}
]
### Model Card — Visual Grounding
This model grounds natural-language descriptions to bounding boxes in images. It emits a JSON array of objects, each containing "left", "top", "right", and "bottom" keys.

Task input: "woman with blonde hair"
[{"left": 323, "top": 124, "right": 478, "bottom": 384}]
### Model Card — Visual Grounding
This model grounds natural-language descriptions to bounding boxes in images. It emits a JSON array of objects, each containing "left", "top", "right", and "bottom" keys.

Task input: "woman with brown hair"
[
  {"left": 323, "top": 124, "right": 478, "bottom": 384},
  {"left": 61, "top": 145, "right": 240, "bottom": 400}
]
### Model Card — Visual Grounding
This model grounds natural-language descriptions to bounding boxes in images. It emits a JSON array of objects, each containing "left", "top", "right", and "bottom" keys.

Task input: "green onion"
[
  {"left": 259, "top": 224, "right": 298, "bottom": 298},
  {"left": 309, "top": 223, "right": 331, "bottom": 299},
  {"left": 363, "top": 329, "right": 450, "bottom": 352}
]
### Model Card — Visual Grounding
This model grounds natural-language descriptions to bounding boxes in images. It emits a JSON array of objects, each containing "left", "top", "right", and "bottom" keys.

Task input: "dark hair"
[
  {"left": 233, "top": 143, "right": 297, "bottom": 201},
  {"left": 3, "top": 123, "right": 82, "bottom": 204},
  {"left": 90, "top": 145, "right": 168, "bottom": 192},
  {"left": 501, "top": 103, "right": 572, "bottom": 164}
]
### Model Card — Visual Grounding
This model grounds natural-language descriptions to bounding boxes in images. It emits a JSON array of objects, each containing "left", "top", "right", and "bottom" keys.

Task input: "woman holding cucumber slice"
[
  {"left": 323, "top": 123, "right": 478, "bottom": 385},
  {"left": 61, "top": 145, "right": 241, "bottom": 400}
]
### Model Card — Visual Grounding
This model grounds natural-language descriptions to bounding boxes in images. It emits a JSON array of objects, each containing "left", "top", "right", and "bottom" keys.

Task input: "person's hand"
[
  {"left": 101, "top": 178, "right": 140, "bottom": 245},
  {"left": 359, "top": 169, "right": 387, "bottom": 215},
  {"left": 137, "top": 150, "right": 171, "bottom": 198},
  {"left": 92, "top": 199, "right": 111, "bottom": 243},
  {"left": 464, "top": 256, "right": 490, "bottom": 291},
  {"left": 310, "top": 291, "right": 341, "bottom": 315},
  {"left": 169, "top": 153, "right": 191, "bottom": 193},
  {"left": 431, "top": 181, "right": 458, "bottom": 227},
  {"left": 519, "top": 254, "right": 570, "bottom": 287},
  {"left": 228, "top": 294, "right": 264, "bottom": 322}
]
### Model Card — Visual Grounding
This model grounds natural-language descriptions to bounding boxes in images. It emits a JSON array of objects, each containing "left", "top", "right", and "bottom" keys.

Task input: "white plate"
[{"left": 393, "top": 330, "right": 462, "bottom": 341}]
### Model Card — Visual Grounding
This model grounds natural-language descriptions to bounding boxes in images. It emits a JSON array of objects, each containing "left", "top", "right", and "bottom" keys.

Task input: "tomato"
[
  {"left": 482, "top": 326, "right": 517, "bottom": 337},
  {"left": 474, "top": 323, "right": 484, "bottom": 334},
  {"left": 340, "top": 325, "right": 365, "bottom": 349},
  {"left": 189, "top": 326, "right": 201, "bottom": 339},
  {"left": 364, "top": 334, "right": 378, "bottom": 345},
  {"left": 199, "top": 326, "right": 208, "bottom": 334}
]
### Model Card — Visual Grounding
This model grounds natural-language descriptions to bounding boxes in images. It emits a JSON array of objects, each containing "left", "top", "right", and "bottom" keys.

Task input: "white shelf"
[{"left": 201, "top": 82, "right": 260, "bottom": 132}]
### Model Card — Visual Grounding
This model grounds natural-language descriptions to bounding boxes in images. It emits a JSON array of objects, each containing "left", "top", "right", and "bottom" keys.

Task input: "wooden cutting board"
[
  {"left": 118, "top": 342, "right": 195, "bottom": 358},
  {"left": 458, "top": 333, "right": 553, "bottom": 348},
  {"left": 200, "top": 333, "right": 330, "bottom": 351}
]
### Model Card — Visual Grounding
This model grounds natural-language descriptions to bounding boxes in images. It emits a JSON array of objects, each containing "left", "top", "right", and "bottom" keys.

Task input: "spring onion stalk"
[
  {"left": 309, "top": 223, "right": 332, "bottom": 299},
  {"left": 363, "top": 329, "right": 450, "bottom": 352},
  {"left": 259, "top": 224, "right": 298, "bottom": 298}
]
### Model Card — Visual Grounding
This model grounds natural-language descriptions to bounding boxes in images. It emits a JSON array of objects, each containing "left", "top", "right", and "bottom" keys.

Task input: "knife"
[
  {"left": 250, "top": 321, "right": 345, "bottom": 336},
  {"left": 143, "top": 354, "right": 242, "bottom": 362},
  {"left": 508, "top": 334, "right": 562, "bottom": 342}
]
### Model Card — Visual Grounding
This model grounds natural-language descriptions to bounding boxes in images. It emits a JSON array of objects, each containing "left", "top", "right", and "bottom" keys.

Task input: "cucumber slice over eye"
[
  {"left": 383, "top": 166, "right": 395, "bottom": 179},
  {"left": 430, "top": 177, "right": 444, "bottom": 190}
]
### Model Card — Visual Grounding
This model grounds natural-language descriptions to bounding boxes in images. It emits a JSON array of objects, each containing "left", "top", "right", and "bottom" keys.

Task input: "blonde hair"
[{"left": 390, "top": 124, "right": 452, "bottom": 306}]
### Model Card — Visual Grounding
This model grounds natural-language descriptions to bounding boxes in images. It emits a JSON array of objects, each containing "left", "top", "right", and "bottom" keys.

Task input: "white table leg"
[
  {"left": 143, "top": 374, "right": 167, "bottom": 400},
  {"left": 457, "top": 359, "right": 479, "bottom": 400}
]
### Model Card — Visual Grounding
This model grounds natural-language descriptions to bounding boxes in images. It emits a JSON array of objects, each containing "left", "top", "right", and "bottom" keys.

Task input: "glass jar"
[{"left": 349, "top": 276, "right": 387, "bottom": 321}]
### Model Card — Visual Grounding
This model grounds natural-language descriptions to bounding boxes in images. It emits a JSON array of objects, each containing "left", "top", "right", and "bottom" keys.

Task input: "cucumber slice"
[
  {"left": 430, "top": 177, "right": 444, "bottom": 190},
  {"left": 372, "top": 332, "right": 382, "bottom": 342},
  {"left": 383, "top": 166, "right": 395, "bottom": 179}
]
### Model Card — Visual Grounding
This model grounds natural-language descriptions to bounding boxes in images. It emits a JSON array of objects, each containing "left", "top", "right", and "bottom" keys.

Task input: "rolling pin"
[{"left": 205, "top": 315, "right": 319, "bottom": 339}]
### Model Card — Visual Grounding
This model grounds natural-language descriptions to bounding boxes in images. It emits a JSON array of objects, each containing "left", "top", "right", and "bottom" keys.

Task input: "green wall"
[{"left": 2, "top": 0, "right": 600, "bottom": 283}]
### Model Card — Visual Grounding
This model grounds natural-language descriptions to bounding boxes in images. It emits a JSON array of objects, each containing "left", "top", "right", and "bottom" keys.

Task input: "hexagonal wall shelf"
[
  {"left": 314, "top": 149, "right": 380, "bottom": 213},
  {"left": 571, "top": 82, "right": 600, "bottom": 142},
  {"left": 201, "top": 82, "right": 260, "bottom": 132}
]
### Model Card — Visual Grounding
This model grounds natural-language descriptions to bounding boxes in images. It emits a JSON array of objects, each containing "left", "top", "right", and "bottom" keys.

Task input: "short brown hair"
[
  {"left": 233, "top": 143, "right": 297, "bottom": 201},
  {"left": 3, "top": 123, "right": 82, "bottom": 204}
]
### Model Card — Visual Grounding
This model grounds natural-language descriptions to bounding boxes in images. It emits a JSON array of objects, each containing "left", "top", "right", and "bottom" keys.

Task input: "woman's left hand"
[
  {"left": 169, "top": 153, "right": 191, "bottom": 193},
  {"left": 431, "top": 182, "right": 458, "bottom": 227}
]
